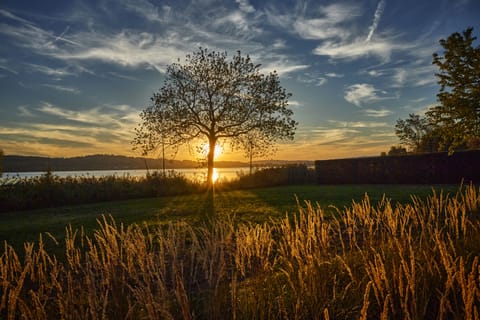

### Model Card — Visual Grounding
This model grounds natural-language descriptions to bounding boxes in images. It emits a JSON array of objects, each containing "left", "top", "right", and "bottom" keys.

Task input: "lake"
[{"left": 1, "top": 167, "right": 250, "bottom": 183}]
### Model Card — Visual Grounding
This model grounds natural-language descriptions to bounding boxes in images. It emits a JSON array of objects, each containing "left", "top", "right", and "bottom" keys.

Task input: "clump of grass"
[{"left": 1, "top": 184, "right": 479, "bottom": 319}]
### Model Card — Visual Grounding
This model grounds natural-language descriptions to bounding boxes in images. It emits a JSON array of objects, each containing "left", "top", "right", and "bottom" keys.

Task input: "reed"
[{"left": 0, "top": 184, "right": 479, "bottom": 319}]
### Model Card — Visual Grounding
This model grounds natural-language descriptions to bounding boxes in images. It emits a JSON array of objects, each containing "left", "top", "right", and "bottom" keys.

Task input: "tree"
[
  {"left": 426, "top": 27, "right": 480, "bottom": 152},
  {"left": 132, "top": 117, "right": 179, "bottom": 177},
  {"left": 395, "top": 113, "right": 430, "bottom": 152},
  {"left": 234, "top": 128, "right": 277, "bottom": 175},
  {"left": 134, "top": 48, "right": 297, "bottom": 188}
]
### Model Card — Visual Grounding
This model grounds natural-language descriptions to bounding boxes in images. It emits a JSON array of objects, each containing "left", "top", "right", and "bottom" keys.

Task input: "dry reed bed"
[{"left": 1, "top": 185, "right": 479, "bottom": 319}]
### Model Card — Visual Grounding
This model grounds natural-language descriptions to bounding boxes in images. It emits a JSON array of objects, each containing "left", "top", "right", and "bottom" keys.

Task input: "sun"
[{"left": 200, "top": 143, "right": 223, "bottom": 160}]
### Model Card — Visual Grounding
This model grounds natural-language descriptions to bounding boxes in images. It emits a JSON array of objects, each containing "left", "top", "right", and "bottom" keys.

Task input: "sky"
[{"left": 1, "top": 0, "right": 479, "bottom": 162}]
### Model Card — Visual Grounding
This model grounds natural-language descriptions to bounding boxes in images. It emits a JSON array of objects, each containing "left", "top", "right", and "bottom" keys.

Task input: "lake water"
[{"left": 1, "top": 167, "right": 251, "bottom": 183}]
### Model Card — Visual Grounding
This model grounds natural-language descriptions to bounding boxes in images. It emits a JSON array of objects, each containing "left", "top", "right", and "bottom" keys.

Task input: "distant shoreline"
[{"left": 2, "top": 154, "right": 313, "bottom": 173}]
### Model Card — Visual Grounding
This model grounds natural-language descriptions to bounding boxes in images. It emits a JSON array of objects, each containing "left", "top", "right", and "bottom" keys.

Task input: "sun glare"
[
  {"left": 212, "top": 168, "right": 219, "bottom": 183},
  {"left": 201, "top": 143, "right": 223, "bottom": 160}
]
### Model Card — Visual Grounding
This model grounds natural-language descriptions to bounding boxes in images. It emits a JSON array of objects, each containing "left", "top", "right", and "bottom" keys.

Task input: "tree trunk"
[
  {"left": 207, "top": 138, "right": 217, "bottom": 188},
  {"left": 249, "top": 148, "right": 253, "bottom": 175},
  {"left": 205, "top": 138, "right": 217, "bottom": 217},
  {"left": 162, "top": 141, "right": 166, "bottom": 177}
]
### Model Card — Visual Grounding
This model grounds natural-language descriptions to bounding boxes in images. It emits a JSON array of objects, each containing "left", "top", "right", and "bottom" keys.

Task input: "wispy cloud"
[
  {"left": 37, "top": 102, "right": 139, "bottom": 129},
  {"left": 325, "top": 72, "right": 344, "bottom": 78},
  {"left": 17, "top": 105, "right": 34, "bottom": 117},
  {"left": 391, "top": 65, "right": 437, "bottom": 87},
  {"left": 120, "top": 0, "right": 168, "bottom": 22},
  {"left": 296, "top": 73, "right": 327, "bottom": 86},
  {"left": 363, "top": 108, "right": 393, "bottom": 117},
  {"left": 52, "top": 31, "right": 188, "bottom": 72},
  {"left": 293, "top": 3, "right": 358, "bottom": 40},
  {"left": 344, "top": 83, "right": 391, "bottom": 107},
  {"left": 0, "top": 5, "right": 308, "bottom": 77},
  {"left": 235, "top": 0, "right": 255, "bottom": 13},
  {"left": 26, "top": 63, "right": 75, "bottom": 77},
  {"left": 314, "top": 36, "right": 412, "bottom": 62},
  {"left": 366, "top": 0, "right": 386, "bottom": 42},
  {"left": 43, "top": 84, "right": 81, "bottom": 94},
  {"left": 0, "top": 61, "right": 18, "bottom": 75},
  {"left": 328, "top": 120, "right": 389, "bottom": 128}
]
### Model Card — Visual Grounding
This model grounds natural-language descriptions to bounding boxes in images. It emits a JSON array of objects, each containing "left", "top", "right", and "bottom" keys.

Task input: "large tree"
[
  {"left": 426, "top": 27, "right": 480, "bottom": 152},
  {"left": 395, "top": 28, "right": 480, "bottom": 153},
  {"left": 134, "top": 48, "right": 297, "bottom": 187}
]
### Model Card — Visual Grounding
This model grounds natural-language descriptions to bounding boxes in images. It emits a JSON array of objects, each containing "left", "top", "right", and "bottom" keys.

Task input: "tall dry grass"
[{"left": 1, "top": 184, "right": 479, "bottom": 319}]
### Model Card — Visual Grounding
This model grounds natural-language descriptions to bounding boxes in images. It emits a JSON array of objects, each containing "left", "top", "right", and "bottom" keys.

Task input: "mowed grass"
[{"left": 0, "top": 184, "right": 460, "bottom": 252}]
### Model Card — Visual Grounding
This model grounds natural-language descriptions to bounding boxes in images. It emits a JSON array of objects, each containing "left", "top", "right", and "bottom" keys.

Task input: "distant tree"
[
  {"left": 132, "top": 115, "right": 179, "bottom": 176},
  {"left": 426, "top": 27, "right": 480, "bottom": 152},
  {"left": 395, "top": 113, "right": 430, "bottom": 152},
  {"left": 387, "top": 146, "right": 407, "bottom": 156},
  {"left": 234, "top": 128, "right": 277, "bottom": 175},
  {"left": 133, "top": 48, "right": 297, "bottom": 189}
]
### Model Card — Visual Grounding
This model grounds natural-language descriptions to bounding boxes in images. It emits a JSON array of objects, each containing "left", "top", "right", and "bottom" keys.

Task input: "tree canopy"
[
  {"left": 133, "top": 48, "right": 297, "bottom": 186},
  {"left": 395, "top": 27, "right": 480, "bottom": 153}
]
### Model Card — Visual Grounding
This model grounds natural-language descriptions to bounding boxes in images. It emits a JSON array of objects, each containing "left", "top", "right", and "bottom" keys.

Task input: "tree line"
[{"left": 392, "top": 27, "right": 480, "bottom": 156}]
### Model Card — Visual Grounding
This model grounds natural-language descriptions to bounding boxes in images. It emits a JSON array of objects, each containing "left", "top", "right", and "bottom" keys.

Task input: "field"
[
  {"left": 1, "top": 183, "right": 479, "bottom": 319},
  {"left": 0, "top": 184, "right": 460, "bottom": 251}
]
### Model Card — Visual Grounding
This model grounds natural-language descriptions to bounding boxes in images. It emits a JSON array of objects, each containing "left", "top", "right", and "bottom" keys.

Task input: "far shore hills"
[{"left": 2, "top": 154, "right": 314, "bottom": 173}]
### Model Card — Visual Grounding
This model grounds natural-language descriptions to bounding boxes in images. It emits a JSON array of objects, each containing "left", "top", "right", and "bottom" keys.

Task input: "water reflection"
[{"left": 2, "top": 167, "right": 248, "bottom": 183}]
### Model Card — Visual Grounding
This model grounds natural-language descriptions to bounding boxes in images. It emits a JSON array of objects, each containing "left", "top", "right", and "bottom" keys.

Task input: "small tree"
[
  {"left": 395, "top": 113, "right": 430, "bottom": 152},
  {"left": 235, "top": 128, "right": 277, "bottom": 175},
  {"left": 132, "top": 115, "right": 179, "bottom": 177},
  {"left": 134, "top": 48, "right": 297, "bottom": 188}
]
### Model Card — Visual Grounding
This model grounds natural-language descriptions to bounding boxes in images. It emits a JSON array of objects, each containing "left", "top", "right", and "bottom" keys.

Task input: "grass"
[
  {"left": 0, "top": 184, "right": 460, "bottom": 253},
  {"left": 0, "top": 183, "right": 478, "bottom": 319}
]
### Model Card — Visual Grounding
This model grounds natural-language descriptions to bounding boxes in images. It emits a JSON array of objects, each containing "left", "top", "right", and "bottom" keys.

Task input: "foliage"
[
  {"left": 427, "top": 27, "right": 480, "bottom": 152},
  {"left": 387, "top": 145, "right": 407, "bottom": 156},
  {"left": 395, "top": 28, "right": 480, "bottom": 153},
  {"left": 394, "top": 113, "right": 431, "bottom": 152},
  {"left": 133, "top": 48, "right": 297, "bottom": 187},
  {"left": 1, "top": 185, "right": 479, "bottom": 319}
]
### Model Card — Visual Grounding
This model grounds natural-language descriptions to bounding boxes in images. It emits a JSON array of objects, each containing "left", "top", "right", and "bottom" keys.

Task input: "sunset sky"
[{"left": 1, "top": 0, "right": 479, "bottom": 161}]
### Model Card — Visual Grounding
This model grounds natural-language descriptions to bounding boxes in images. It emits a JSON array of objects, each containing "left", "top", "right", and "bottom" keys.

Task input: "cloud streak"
[
  {"left": 366, "top": 0, "right": 386, "bottom": 42},
  {"left": 344, "top": 83, "right": 389, "bottom": 107}
]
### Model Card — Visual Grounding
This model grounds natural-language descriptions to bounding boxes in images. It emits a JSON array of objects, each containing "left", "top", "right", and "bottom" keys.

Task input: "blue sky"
[{"left": 1, "top": 0, "right": 479, "bottom": 161}]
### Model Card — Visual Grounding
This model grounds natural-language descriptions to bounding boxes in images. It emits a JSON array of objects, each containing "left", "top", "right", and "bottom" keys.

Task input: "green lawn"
[{"left": 0, "top": 184, "right": 461, "bottom": 252}]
